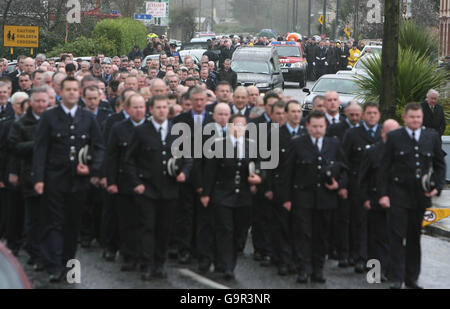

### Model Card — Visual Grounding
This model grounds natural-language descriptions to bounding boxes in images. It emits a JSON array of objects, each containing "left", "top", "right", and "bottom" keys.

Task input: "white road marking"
[{"left": 177, "top": 268, "right": 231, "bottom": 289}]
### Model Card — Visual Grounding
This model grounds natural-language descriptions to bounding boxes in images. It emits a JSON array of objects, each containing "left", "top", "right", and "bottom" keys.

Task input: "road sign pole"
[
  {"left": 30, "top": 48, "right": 33, "bottom": 56},
  {"left": 10, "top": 48, "right": 13, "bottom": 57}
]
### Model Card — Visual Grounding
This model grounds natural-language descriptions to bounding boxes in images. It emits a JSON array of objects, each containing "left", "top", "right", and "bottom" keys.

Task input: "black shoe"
[
  {"left": 381, "top": 274, "right": 389, "bottom": 283},
  {"left": 278, "top": 265, "right": 289, "bottom": 276},
  {"left": 141, "top": 271, "right": 153, "bottom": 281},
  {"left": 223, "top": 271, "right": 235, "bottom": 280},
  {"left": 348, "top": 258, "right": 355, "bottom": 266},
  {"left": 168, "top": 250, "right": 178, "bottom": 260},
  {"left": 338, "top": 259, "right": 350, "bottom": 268},
  {"left": 329, "top": 250, "right": 339, "bottom": 261},
  {"left": 33, "top": 263, "right": 45, "bottom": 272},
  {"left": 296, "top": 272, "right": 310, "bottom": 284},
  {"left": 27, "top": 257, "right": 36, "bottom": 266},
  {"left": 198, "top": 259, "right": 212, "bottom": 273},
  {"left": 178, "top": 251, "right": 192, "bottom": 265},
  {"left": 354, "top": 261, "right": 365, "bottom": 274},
  {"left": 81, "top": 239, "right": 92, "bottom": 248},
  {"left": 120, "top": 261, "right": 137, "bottom": 272},
  {"left": 103, "top": 249, "right": 116, "bottom": 262},
  {"left": 214, "top": 266, "right": 225, "bottom": 273},
  {"left": 49, "top": 270, "right": 65, "bottom": 283},
  {"left": 153, "top": 267, "right": 168, "bottom": 279},
  {"left": 288, "top": 264, "right": 297, "bottom": 274},
  {"left": 390, "top": 282, "right": 403, "bottom": 289},
  {"left": 260, "top": 255, "right": 272, "bottom": 267},
  {"left": 312, "top": 272, "right": 326, "bottom": 283},
  {"left": 405, "top": 281, "right": 423, "bottom": 289},
  {"left": 253, "top": 252, "right": 263, "bottom": 261}
]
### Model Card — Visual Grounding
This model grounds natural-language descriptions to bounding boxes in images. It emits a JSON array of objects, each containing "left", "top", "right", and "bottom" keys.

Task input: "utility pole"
[
  {"left": 336, "top": 0, "right": 341, "bottom": 39},
  {"left": 286, "top": 0, "right": 290, "bottom": 33},
  {"left": 354, "top": 0, "right": 359, "bottom": 39},
  {"left": 199, "top": 0, "right": 202, "bottom": 31},
  {"left": 380, "top": 0, "right": 400, "bottom": 120},
  {"left": 308, "top": 0, "right": 312, "bottom": 37},
  {"left": 211, "top": 0, "right": 214, "bottom": 32},
  {"left": 322, "top": 0, "right": 327, "bottom": 35}
]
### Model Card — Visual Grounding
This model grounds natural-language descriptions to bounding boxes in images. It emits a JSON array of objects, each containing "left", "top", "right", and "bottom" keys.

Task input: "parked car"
[
  {"left": 269, "top": 41, "right": 307, "bottom": 88},
  {"left": 231, "top": 46, "right": 284, "bottom": 92},
  {"left": 302, "top": 74, "right": 364, "bottom": 113}
]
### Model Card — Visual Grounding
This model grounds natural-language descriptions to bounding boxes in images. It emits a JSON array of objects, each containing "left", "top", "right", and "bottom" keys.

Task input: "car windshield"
[
  {"left": 354, "top": 59, "right": 368, "bottom": 70},
  {"left": 312, "top": 78, "right": 359, "bottom": 94},
  {"left": 231, "top": 61, "right": 270, "bottom": 74},
  {"left": 274, "top": 46, "right": 302, "bottom": 57}
]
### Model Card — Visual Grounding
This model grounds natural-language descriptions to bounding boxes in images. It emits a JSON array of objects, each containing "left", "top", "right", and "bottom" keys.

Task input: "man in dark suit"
[
  {"left": 0, "top": 81, "right": 15, "bottom": 119},
  {"left": 80, "top": 85, "right": 113, "bottom": 248},
  {"left": 216, "top": 59, "right": 238, "bottom": 90},
  {"left": 248, "top": 92, "right": 279, "bottom": 263},
  {"left": 378, "top": 103, "right": 446, "bottom": 289},
  {"left": 281, "top": 110, "right": 347, "bottom": 284},
  {"left": 314, "top": 41, "right": 328, "bottom": 80},
  {"left": 7, "top": 87, "right": 49, "bottom": 270},
  {"left": 9, "top": 55, "right": 26, "bottom": 94},
  {"left": 325, "top": 91, "right": 346, "bottom": 126},
  {"left": 105, "top": 93, "right": 146, "bottom": 271},
  {"left": 337, "top": 41, "right": 350, "bottom": 70},
  {"left": 200, "top": 68, "right": 217, "bottom": 92},
  {"left": 342, "top": 102, "right": 382, "bottom": 274},
  {"left": 172, "top": 87, "right": 215, "bottom": 271},
  {"left": 126, "top": 95, "right": 192, "bottom": 280},
  {"left": 32, "top": 77, "right": 105, "bottom": 282},
  {"left": 270, "top": 100, "right": 306, "bottom": 276},
  {"left": 326, "top": 101, "right": 362, "bottom": 266},
  {"left": 305, "top": 37, "right": 317, "bottom": 81},
  {"left": 100, "top": 88, "right": 136, "bottom": 261},
  {"left": 421, "top": 89, "right": 446, "bottom": 138},
  {"left": 231, "top": 86, "right": 251, "bottom": 121},
  {"left": 206, "top": 81, "right": 233, "bottom": 115},
  {"left": 359, "top": 119, "right": 401, "bottom": 283},
  {"left": 201, "top": 114, "right": 263, "bottom": 280}
]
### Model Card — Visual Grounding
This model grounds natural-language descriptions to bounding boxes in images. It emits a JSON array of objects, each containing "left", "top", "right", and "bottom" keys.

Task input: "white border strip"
[{"left": 177, "top": 268, "right": 231, "bottom": 289}]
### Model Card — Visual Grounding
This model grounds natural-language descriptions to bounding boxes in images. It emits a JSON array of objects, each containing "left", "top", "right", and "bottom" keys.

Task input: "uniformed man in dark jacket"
[
  {"left": 337, "top": 41, "right": 350, "bottom": 70},
  {"left": 172, "top": 87, "right": 215, "bottom": 270},
  {"left": 420, "top": 89, "right": 446, "bottom": 138},
  {"left": 314, "top": 41, "right": 328, "bottom": 80},
  {"left": 378, "top": 103, "right": 446, "bottom": 289},
  {"left": 304, "top": 37, "right": 316, "bottom": 81},
  {"left": 80, "top": 85, "right": 112, "bottom": 248},
  {"left": 270, "top": 100, "right": 306, "bottom": 276},
  {"left": 100, "top": 88, "right": 136, "bottom": 261},
  {"left": 0, "top": 81, "right": 15, "bottom": 118},
  {"left": 342, "top": 102, "right": 382, "bottom": 274},
  {"left": 201, "top": 114, "right": 263, "bottom": 280},
  {"left": 125, "top": 95, "right": 192, "bottom": 281},
  {"left": 216, "top": 59, "right": 238, "bottom": 90},
  {"left": 0, "top": 91, "right": 26, "bottom": 256},
  {"left": 326, "top": 102, "right": 362, "bottom": 267},
  {"left": 7, "top": 88, "right": 49, "bottom": 270},
  {"left": 32, "top": 77, "right": 105, "bottom": 282},
  {"left": 359, "top": 119, "right": 401, "bottom": 283},
  {"left": 105, "top": 93, "right": 146, "bottom": 271},
  {"left": 281, "top": 110, "right": 347, "bottom": 284}
]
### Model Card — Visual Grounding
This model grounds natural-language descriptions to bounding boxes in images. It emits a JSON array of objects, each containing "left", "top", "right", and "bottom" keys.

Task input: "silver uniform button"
[
  {"left": 162, "top": 151, "right": 166, "bottom": 155},
  {"left": 163, "top": 171, "right": 167, "bottom": 175},
  {"left": 416, "top": 175, "right": 420, "bottom": 179},
  {"left": 415, "top": 154, "right": 419, "bottom": 158},
  {"left": 400, "top": 151, "right": 404, "bottom": 155},
  {"left": 318, "top": 156, "right": 322, "bottom": 161},
  {"left": 123, "top": 142, "right": 127, "bottom": 147},
  {"left": 416, "top": 162, "right": 420, "bottom": 166},
  {"left": 317, "top": 183, "right": 321, "bottom": 188},
  {"left": 281, "top": 149, "right": 285, "bottom": 153},
  {"left": 70, "top": 125, "right": 75, "bottom": 130},
  {"left": 414, "top": 146, "right": 419, "bottom": 151},
  {"left": 57, "top": 133, "right": 61, "bottom": 137},
  {"left": 70, "top": 136, "right": 75, "bottom": 140},
  {"left": 394, "top": 177, "right": 399, "bottom": 182},
  {"left": 81, "top": 135, "right": 86, "bottom": 139},
  {"left": 235, "top": 189, "right": 240, "bottom": 194},
  {"left": 365, "top": 145, "right": 371, "bottom": 149},
  {"left": 237, "top": 162, "right": 242, "bottom": 167},
  {"left": 236, "top": 170, "right": 240, "bottom": 175},
  {"left": 70, "top": 156, "right": 75, "bottom": 161},
  {"left": 162, "top": 141, "right": 166, "bottom": 146},
  {"left": 317, "top": 165, "right": 322, "bottom": 170},
  {"left": 163, "top": 161, "right": 167, "bottom": 165}
]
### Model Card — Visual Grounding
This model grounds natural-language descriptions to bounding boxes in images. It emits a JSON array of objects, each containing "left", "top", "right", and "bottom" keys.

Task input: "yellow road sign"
[
  {"left": 318, "top": 15, "right": 324, "bottom": 25},
  {"left": 344, "top": 27, "right": 353, "bottom": 38},
  {"left": 3, "top": 25, "right": 39, "bottom": 48},
  {"left": 422, "top": 208, "right": 450, "bottom": 227}
]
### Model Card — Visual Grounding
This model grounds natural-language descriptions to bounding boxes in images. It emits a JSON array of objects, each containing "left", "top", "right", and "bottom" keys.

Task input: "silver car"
[{"left": 302, "top": 74, "right": 364, "bottom": 112}]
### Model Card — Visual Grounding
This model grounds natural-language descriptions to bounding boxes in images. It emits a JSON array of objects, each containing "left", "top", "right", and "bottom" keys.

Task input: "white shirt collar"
[
  {"left": 151, "top": 118, "right": 169, "bottom": 140},
  {"left": 229, "top": 134, "right": 244, "bottom": 147},
  {"left": 405, "top": 127, "right": 421, "bottom": 142},
  {"left": 326, "top": 113, "right": 339, "bottom": 124},
  {"left": 32, "top": 111, "right": 40, "bottom": 120},
  {"left": 310, "top": 135, "right": 324, "bottom": 151},
  {"left": 61, "top": 104, "right": 78, "bottom": 117},
  {"left": 232, "top": 105, "right": 247, "bottom": 115}
]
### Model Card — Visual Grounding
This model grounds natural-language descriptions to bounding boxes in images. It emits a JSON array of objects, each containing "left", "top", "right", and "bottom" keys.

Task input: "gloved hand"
[
  {"left": 325, "top": 61, "right": 328, "bottom": 66},
  {"left": 313, "top": 62, "right": 316, "bottom": 66}
]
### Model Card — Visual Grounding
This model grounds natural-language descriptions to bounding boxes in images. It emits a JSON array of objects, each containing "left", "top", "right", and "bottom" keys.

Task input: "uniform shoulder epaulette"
[{"left": 291, "top": 134, "right": 301, "bottom": 140}]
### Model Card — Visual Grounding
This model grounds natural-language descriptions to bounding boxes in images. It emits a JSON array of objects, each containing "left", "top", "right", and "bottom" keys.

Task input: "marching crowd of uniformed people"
[{"left": 0, "top": 51, "right": 446, "bottom": 289}]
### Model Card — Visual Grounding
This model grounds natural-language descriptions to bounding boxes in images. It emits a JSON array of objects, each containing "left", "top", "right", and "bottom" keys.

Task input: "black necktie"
[
  {"left": 412, "top": 131, "right": 416, "bottom": 142},
  {"left": 332, "top": 118, "right": 336, "bottom": 125},
  {"left": 315, "top": 138, "right": 320, "bottom": 153},
  {"left": 159, "top": 127, "right": 163, "bottom": 141},
  {"left": 67, "top": 112, "right": 73, "bottom": 122}
]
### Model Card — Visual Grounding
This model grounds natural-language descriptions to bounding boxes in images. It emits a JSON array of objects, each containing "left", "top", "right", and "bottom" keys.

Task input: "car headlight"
[
  {"left": 255, "top": 83, "right": 269, "bottom": 88},
  {"left": 291, "top": 62, "right": 304, "bottom": 68}
]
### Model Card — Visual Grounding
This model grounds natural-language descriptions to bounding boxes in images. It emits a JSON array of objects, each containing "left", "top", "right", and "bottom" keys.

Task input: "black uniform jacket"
[
  {"left": 32, "top": 105, "right": 105, "bottom": 192},
  {"left": 125, "top": 118, "right": 193, "bottom": 200},
  {"left": 280, "top": 134, "right": 347, "bottom": 210}
]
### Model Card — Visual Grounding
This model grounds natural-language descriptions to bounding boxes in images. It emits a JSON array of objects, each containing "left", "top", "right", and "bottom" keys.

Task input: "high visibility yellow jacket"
[{"left": 348, "top": 48, "right": 361, "bottom": 67}]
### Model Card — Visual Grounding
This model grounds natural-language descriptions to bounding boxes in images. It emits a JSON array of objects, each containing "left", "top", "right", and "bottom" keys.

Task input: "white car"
[
  {"left": 352, "top": 53, "right": 380, "bottom": 76},
  {"left": 361, "top": 45, "right": 382, "bottom": 57}
]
